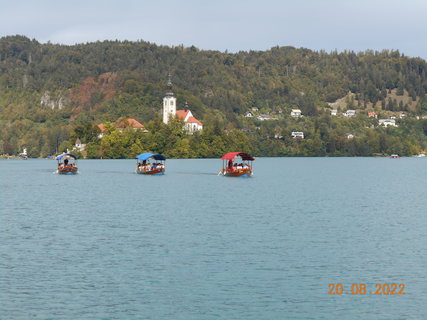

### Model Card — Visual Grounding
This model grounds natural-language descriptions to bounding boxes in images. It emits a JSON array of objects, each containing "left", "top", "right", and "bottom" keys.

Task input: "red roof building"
[
  {"left": 175, "top": 109, "right": 203, "bottom": 134},
  {"left": 175, "top": 110, "right": 190, "bottom": 121},
  {"left": 116, "top": 118, "right": 145, "bottom": 129},
  {"left": 187, "top": 116, "right": 203, "bottom": 126},
  {"left": 97, "top": 118, "right": 146, "bottom": 138},
  {"left": 97, "top": 123, "right": 106, "bottom": 132}
]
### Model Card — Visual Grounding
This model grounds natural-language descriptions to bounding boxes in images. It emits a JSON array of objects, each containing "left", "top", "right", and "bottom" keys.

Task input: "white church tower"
[{"left": 162, "top": 75, "right": 176, "bottom": 124}]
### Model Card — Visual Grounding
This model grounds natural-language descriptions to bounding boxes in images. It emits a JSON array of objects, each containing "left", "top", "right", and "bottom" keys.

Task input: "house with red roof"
[
  {"left": 97, "top": 118, "right": 147, "bottom": 138},
  {"left": 175, "top": 106, "right": 203, "bottom": 133},
  {"left": 368, "top": 111, "right": 377, "bottom": 118},
  {"left": 116, "top": 118, "right": 145, "bottom": 131}
]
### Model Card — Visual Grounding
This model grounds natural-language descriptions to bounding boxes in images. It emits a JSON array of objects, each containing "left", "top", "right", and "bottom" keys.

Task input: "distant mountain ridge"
[{"left": 1, "top": 35, "right": 426, "bottom": 114}]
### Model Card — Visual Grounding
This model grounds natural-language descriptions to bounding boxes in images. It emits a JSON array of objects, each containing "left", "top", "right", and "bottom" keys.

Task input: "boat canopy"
[
  {"left": 221, "top": 152, "right": 255, "bottom": 161},
  {"left": 56, "top": 153, "right": 78, "bottom": 160},
  {"left": 135, "top": 153, "right": 166, "bottom": 161}
]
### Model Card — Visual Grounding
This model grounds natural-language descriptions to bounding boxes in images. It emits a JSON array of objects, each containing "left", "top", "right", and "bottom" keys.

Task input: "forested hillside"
[{"left": 1, "top": 35, "right": 427, "bottom": 158}]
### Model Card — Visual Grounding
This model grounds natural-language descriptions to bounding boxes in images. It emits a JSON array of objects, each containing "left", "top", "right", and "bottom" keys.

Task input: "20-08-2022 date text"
[{"left": 328, "top": 283, "right": 406, "bottom": 295}]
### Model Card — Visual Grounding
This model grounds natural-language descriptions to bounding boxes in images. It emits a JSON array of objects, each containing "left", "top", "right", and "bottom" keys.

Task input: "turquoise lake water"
[{"left": 1, "top": 157, "right": 427, "bottom": 319}]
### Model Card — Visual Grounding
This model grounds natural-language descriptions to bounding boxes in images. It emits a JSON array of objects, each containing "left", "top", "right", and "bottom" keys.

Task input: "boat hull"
[
  {"left": 136, "top": 168, "right": 165, "bottom": 175},
  {"left": 58, "top": 166, "right": 78, "bottom": 174},
  {"left": 223, "top": 168, "right": 252, "bottom": 177}
]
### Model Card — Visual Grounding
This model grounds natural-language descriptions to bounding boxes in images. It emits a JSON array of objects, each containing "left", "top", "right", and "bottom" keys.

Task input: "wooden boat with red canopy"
[
  {"left": 135, "top": 153, "right": 166, "bottom": 175},
  {"left": 220, "top": 152, "right": 254, "bottom": 177},
  {"left": 56, "top": 153, "right": 78, "bottom": 175}
]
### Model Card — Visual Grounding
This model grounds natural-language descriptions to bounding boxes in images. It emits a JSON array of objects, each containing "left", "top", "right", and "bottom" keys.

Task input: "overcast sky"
[{"left": 1, "top": 0, "right": 426, "bottom": 59}]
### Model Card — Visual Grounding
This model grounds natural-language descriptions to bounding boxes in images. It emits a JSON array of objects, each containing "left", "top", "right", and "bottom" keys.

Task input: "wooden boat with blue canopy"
[
  {"left": 135, "top": 153, "right": 166, "bottom": 175},
  {"left": 56, "top": 153, "right": 78, "bottom": 174},
  {"left": 220, "top": 152, "right": 254, "bottom": 177}
]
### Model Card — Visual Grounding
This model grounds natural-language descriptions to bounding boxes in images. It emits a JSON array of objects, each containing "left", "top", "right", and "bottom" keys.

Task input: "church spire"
[
  {"left": 166, "top": 74, "right": 174, "bottom": 97},
  {"left": 163, "top": 74, "right": 176, "bottom": 124}
]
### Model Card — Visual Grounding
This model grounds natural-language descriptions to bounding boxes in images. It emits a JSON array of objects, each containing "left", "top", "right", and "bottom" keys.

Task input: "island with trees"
[{"left": 1, "top": 35, "right": 427, "bottom": 158}]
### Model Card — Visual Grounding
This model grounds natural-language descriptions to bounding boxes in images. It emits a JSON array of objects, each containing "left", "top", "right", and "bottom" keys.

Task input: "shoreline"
[{"left": 2, "top": 154, "right": 426, "bottom": 160}]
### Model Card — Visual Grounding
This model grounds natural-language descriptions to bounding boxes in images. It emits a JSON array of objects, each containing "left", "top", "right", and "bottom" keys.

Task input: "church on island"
[{"left": 162, "top": 76, "right": 203, "bottom": 134}]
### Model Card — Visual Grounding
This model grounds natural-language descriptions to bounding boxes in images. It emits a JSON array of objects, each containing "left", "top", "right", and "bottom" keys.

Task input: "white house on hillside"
[
  {"left": 379, "top": 119, "right": 397, "bottom": 127},
  {"left": 291, "top": 109, "right": 302, "bottom": 117},
  {"left": 331, "top": 109, "right": 338, "bottom": 116},
  {"left": 344, "top": 110, "right": 356, "bottom": 117},
  {"left": 291, "top": 131, "right": 304, "bottom": 139},
  {"left": 258, "top": 114, "right": 274, "bottom": 121},
  {"left": 291, "top": 109, "right": 302, "bottom": 118}
]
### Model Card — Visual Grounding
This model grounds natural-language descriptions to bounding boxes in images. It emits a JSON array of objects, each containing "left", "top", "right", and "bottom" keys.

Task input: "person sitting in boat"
[
  {"left": 64, "top": 159, "right": 69, "bottom": 166},
  {"left": 140, "top": 160, "right": 148, "bottom": 171}
]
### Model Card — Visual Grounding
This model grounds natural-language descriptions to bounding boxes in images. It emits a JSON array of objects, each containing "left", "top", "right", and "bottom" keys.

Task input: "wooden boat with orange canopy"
[
  {"left": 135, "top": 153, "right": 166, "bottom": 175},
  {"left": 220, "top": 152, "right": 254, "bottom": 177},
  {"left": 56, "top": 153, "right": 78, "bottom": 175}
]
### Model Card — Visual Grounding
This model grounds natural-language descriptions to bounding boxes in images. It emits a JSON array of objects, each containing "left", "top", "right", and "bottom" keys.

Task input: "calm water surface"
[{"left": 1, "top": 158, "right": 427, "bottom": 319}]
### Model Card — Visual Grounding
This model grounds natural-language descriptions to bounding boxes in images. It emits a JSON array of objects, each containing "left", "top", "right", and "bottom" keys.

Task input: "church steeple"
[
  {"left": 162, "top": 74, "right": 176, "bottom": 124},
  {"left": 166, "top": 74, "right": 174, "bottom": 97}
]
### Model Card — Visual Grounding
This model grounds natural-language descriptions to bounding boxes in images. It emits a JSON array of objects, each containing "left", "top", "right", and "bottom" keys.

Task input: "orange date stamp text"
[{"left": 328, "top": 283, "right": 406, "bottom": 295}]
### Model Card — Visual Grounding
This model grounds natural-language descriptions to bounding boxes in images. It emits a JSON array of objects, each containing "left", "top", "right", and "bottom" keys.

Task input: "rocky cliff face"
[
  {"left": 39, "top": 72, "right": 118, "bottom": 111},
  {"left": 70, "top": 72, "right": 118, "bottom": 108},
  {"left": 40, "top": 91, "right": 68, "bottom": 109}
]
